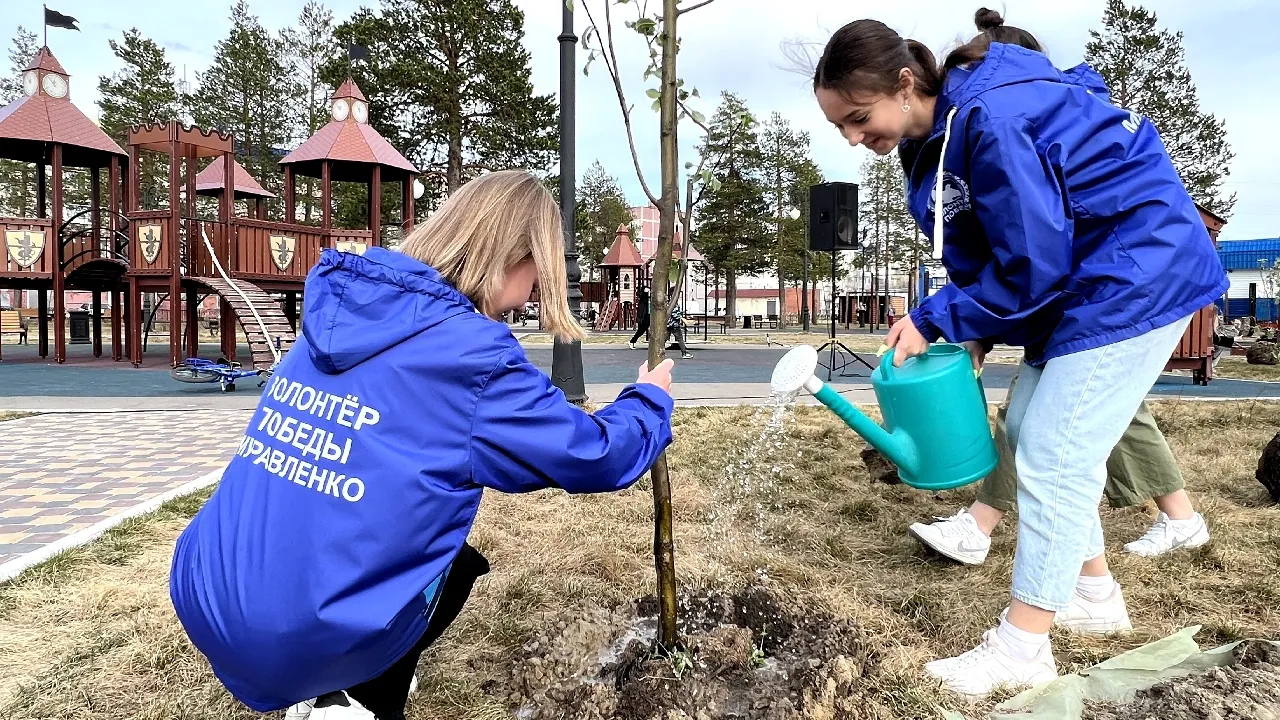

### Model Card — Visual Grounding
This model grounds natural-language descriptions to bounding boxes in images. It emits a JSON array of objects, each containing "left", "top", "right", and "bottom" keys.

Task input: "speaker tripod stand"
[{"left": 816, "top": 248, "right": 876, "bottom": 381}]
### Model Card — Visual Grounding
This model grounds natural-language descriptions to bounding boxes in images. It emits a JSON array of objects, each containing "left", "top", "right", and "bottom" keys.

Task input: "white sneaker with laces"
[
  {"left": 1054, "top": 584, "right": 1133, "bottom": 634},
  {"left": 309, "top": 692, "right": 376, "bottom": 720},
  {"left": 908, "top": 510, "right": 991, "bottom": 565},
  {"left": 1123, "top": 512, "right": 1210, "bottom": 557},
  {"left": 925, "top": 629, "right": 1057, "bottom": 697},
  {"left": 284, "top": 698, "right": 316, "bottom": 720}
]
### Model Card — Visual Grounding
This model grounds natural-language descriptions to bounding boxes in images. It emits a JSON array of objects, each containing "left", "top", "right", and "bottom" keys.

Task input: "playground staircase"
[{"left": 192, "top": 276, "right": 297, "bottom": 370}]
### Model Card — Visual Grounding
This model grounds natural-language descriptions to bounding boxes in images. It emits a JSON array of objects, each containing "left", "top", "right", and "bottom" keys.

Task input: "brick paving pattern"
[{"left": 0, "top": 410, "right": 252, "bottom": 566}]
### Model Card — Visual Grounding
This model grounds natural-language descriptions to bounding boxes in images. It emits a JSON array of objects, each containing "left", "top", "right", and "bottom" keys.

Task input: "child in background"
[{"left": 169, "top": 170, "right": 677, "bottom": 720}]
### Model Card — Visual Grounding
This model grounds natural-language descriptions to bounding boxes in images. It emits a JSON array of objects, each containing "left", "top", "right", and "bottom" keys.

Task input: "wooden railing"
[{"left": 232, "top": 219, "right": 325, "bottom": 282}]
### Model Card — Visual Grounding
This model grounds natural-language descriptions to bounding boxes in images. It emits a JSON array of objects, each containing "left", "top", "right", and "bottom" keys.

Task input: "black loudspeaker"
[{"left": 808, "top": 181, "right": 858, "bottom": 251}]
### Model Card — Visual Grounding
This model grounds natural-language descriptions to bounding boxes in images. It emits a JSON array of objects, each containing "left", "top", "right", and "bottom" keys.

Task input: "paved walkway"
[{"left": 0, "top": 410, "right": 251, "bottom": 573}]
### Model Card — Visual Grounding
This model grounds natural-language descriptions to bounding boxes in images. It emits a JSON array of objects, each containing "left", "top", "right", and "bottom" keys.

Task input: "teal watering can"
[{"left": 770, "top": 343, "right": 997, "bottom": 491}]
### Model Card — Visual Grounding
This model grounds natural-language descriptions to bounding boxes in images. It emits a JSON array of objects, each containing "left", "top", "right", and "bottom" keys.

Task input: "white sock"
[
  {"left": 1075, "top": 572, "right": 1117, "bottom": 603},
  {"left": 996, "top": 618, "right": 1049, "bottom": 663},
  {"left": 1166, "top": 512, "right": 1202, "bottom": 529}
]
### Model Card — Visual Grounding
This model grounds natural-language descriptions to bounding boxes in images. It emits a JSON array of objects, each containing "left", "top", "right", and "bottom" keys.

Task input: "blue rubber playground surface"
[{"left": 0, "top": 342, "right": 1276, "bottom": 399}]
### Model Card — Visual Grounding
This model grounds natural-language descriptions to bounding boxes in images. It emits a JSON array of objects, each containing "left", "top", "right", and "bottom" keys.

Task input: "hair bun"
[{"left": 974, "top": 7, "right": 1005, "bottom": 31}]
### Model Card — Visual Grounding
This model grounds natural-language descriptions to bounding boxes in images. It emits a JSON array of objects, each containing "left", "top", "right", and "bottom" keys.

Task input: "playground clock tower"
[
  {"left": 22, "top": 48, "right": 70, "bottom": 100},
  {"left": 330, "top": 81, "right": 369, "bottom": 125}
]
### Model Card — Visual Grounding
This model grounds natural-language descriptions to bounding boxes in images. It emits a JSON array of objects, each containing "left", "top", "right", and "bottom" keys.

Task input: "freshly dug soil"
[
  {"left": 1082, "top": 640, "right": 1280, "bottom": 720},
  {"left": 504, "top": 585, "right": 895, "bottom": 720},
  {"left": 859, "top": 445, "right": 900, "bottom": 486}
]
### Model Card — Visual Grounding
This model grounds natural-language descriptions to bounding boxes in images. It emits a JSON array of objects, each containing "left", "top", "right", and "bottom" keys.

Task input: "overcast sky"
[{"left": 4, "top": 0, "right": 1276, "bottom": 240}]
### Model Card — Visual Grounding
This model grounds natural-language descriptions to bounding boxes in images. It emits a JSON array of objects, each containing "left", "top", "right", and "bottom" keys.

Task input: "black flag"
[
  {"left": 347, "top": 42, "right": 370, "bottom": 62},
  {"left": 44, "top": 7, "right": 79, "bottom": 31}
]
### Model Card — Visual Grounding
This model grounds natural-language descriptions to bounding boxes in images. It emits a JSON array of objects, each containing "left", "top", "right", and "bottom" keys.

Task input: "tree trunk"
[
  {"left": 726, "top": 269, "right": 737, "bottom": 326},
  {"left": 646, "top": 0, "right": 682, "bottom": 652},
  {"left": 775, "top": 159, "right": 786, "bottom": 329}
]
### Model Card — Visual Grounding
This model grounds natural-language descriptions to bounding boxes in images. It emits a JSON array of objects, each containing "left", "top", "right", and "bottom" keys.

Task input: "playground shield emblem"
[
  {"left": 335, "top": 240, "right": 366, "bottom": 255},
  {"left": 5, "top": 229, "right": 45, "bottom": 269},
  {"left": 138, "top": 224, "right": 162, "bottom": 264},
  {"left": 271, "top": 235, "right": 297, "bottom": 271}
]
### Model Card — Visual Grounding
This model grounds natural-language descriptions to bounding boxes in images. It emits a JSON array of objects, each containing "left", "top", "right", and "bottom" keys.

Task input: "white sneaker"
[
  {"left": 1123, "top": 512, "right": 1210, "bottom": 557},
  {"left": 309, "top": 692, "right": 376, "bottom": 720},
  {"left": 284, "top": 699, "right": 316, "bottom": 720},
  {"left": 908, "top": 510, "right": 991, "bottom": 565},
  {"left": 1054, "top": 584, "right": 1134, "bottom": 634},
  {"left": 925, "top": 629, "right": 1057, "bottom": 697}
]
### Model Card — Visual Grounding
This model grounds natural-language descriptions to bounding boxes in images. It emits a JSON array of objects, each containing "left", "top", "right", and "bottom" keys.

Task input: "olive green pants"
[{"left": 978, "top": 375, "right": 1184, "bottom": 512}]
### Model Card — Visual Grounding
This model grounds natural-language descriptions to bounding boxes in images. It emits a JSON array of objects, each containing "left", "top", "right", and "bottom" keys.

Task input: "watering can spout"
[{"left": 771, "top": 346, "right": 919, "bottom": 476}]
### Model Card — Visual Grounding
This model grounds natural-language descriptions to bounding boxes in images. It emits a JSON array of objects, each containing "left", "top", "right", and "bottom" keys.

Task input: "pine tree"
[
  {"left": 0, "top": 27, "right": 40, "bottom": 217},
  {"left": 857, "top": 151, "right": 921, "bottom": 326},
  {"left": 326, "top": 0, "right": 558, "bottom": 205},
  {"left": 760, "top": 113, "right": 823, "bottom": 327},
  {"left": 693, "top": 92, "right": 770, "bottom": 325},
  {"left": 0, "top": 26, "right": 38, "bottom": 103},
  {"left": 1085, "top": 0, "right": 1235, "bottom": 217},
  {"left": 576, "top": 161, "right": 635, "bottom": 280},
  {"left": 97, "top": 28, "right": 185, "bottom": 210},
  {"left": 192, "top": 0, "right": 295, "bottom": 208},
  {"left": 281, "top": 0, "right": 337, "bottom": 223}
]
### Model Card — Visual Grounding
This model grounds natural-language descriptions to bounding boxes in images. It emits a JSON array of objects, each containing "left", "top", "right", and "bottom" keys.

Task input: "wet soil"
[{"left": 502, "top": 585, "right": 897, "bottom": 720}]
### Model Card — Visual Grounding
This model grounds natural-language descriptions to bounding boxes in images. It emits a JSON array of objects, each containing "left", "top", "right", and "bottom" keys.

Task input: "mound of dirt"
[
  {"left": 503, "top": 586, "right": 889, "bottom": 720},
  {"left": 1082, "top": 640, "right": 1280, "bottom": 720}
]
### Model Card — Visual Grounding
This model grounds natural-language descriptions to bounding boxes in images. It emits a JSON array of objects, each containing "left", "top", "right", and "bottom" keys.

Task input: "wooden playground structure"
[{"left": 0, "top": 48, "right": 418, "bottom": 370}]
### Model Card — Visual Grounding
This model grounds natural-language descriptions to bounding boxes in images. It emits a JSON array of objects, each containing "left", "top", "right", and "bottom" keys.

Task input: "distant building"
[{"left": 1216, "top": 238, "right": 1280, "bottom": 322}]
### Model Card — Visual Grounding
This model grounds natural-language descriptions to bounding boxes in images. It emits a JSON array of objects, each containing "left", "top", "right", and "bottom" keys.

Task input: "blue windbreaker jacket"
[
  {"left": 901, "top": 42, "right": 1228, "bottom": 365},
  {"left": 169, "top": 248, "right": 674, "bottom": 711}
]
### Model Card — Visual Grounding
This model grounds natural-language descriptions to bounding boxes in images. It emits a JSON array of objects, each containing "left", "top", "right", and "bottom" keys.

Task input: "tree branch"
[
  {"left": 581, "top": 0, "right": 660, "bottom": 207},
  {"left": 676, "top": 0, "right": 717, "bottom": 15}
]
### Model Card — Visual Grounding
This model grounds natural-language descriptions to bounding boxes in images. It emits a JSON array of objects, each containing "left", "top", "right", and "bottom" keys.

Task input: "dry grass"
[
  {"left": 1210, "top": 356, "right": 1280, "bottom": 382},
  {"left": 2, "top": 401, "right": 1279, "bottom": 719}
]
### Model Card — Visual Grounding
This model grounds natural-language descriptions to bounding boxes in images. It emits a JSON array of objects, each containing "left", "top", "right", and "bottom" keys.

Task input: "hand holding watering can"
[{"left": 884, "top": 315, "right": 987, "bottom": 375}]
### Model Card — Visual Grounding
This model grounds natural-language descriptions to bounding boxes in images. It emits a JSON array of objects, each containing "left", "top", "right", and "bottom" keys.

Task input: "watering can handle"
[{"left": 881, "top": 348, "right": 895, "bottom": 379}]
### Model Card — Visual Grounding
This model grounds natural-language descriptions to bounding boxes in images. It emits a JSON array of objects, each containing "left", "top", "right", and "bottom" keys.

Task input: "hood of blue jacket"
[
  {"left": 302, "top": 247, "right": 477, "bottom": 374},
  {"left": 931, "top": 43, "right": 1113, "bottom": 134}
]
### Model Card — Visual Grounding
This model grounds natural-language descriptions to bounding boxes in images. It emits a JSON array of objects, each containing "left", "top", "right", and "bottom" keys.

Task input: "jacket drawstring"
[{"left": 933, "top": 106, "right": 959, "bottom": 260}]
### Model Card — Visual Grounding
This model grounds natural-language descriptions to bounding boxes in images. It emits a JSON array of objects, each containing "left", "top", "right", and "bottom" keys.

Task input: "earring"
[{"left": 902, "top": 103, "right": 910, "bottom": 113}]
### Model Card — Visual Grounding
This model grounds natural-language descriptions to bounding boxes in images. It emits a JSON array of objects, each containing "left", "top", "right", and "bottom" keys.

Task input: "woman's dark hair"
[{"left": 813, "top": 8, "right": 1042, "bottom": 100}]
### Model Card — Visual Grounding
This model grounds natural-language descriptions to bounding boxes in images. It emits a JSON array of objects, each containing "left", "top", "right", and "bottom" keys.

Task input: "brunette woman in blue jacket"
[{"left": 812, "top": 8, "right": 1227, "bottom": 696}]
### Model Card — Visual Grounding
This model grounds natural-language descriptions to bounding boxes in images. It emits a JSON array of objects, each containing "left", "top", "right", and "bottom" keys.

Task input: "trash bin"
[
  {"left": 69, "top": 310, "right": 91, "bottom": 344},
  {"left": 743, "top": 315, "right": 753, "bottom": 329}
]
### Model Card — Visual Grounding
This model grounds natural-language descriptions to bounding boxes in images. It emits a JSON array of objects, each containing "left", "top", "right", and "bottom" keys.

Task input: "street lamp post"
[{"left": 552, "top": 0, "right": 587, "bottom": 404}]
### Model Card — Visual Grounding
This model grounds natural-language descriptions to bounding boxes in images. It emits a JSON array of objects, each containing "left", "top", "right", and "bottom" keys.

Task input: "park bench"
[
  {"left": 0, "top": 310, "right": 27, "bottom": 344},
  {"left": 688, "top": 314, "right": 728, "bottom": 335}
]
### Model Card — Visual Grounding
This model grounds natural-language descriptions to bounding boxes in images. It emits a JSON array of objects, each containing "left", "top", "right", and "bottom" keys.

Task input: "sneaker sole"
[
  {"left": 1055, "top": 615, "right": 1133, "bottom": 635},
  {"left": 908, "top": 526, "right": 989, "bottom": 566}
]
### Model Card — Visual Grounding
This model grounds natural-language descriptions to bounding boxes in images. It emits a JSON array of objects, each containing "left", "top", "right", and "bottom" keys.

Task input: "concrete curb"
[{"left": 0, "top": 466, "right": 225, "bottom": 585}]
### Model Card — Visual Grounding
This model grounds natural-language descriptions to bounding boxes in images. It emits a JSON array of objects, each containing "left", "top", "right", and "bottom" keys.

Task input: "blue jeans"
[{"left": 1004, "top": 314, "right": 1193, "bottom": 612}]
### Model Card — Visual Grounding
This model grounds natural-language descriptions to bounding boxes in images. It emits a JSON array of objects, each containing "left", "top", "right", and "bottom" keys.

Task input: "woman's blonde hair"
[{"left": 398, "top": 170, "right": 585, "bottom": 342}]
